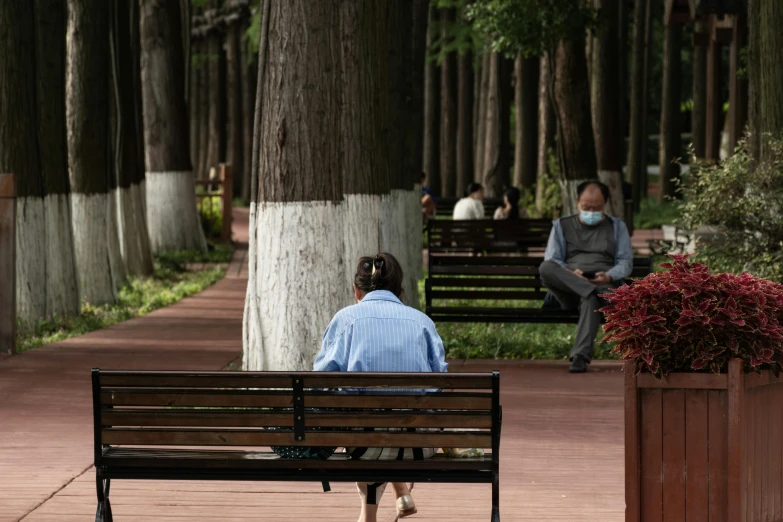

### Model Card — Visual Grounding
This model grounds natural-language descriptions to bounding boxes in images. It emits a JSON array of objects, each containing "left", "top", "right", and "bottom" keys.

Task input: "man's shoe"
[{"left": 569, "top": 355, "right": 588, "bottom": 373}]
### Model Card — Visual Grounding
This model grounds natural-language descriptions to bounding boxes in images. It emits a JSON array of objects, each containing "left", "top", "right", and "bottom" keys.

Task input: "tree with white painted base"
[
  {"left": 139, "top": 0, "right": 206, "bottom": 253},
  {"left": 67, "top": 0, "right": 127, "bottom": 305},
  {"left": 243, "top": 0, "right": 344, "bottom": 371}
]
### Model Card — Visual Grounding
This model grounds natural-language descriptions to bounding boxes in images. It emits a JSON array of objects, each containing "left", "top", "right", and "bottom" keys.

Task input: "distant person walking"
[
  {"left": 420, "top": 171, "right": 437, "bottom": 221},
  {"left": 452, "top": 182, "right": 485, "bottom": 220},
  {"left": 493, "top": 187, "right": 526, "bottom": 220}
]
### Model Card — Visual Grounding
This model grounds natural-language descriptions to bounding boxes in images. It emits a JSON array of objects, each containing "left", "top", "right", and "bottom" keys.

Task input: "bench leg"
[
  {"left": 95, "top": 474, "right": 112, "bottom": 522},
  {"left": 491, "top": 473, "right": 500, "bottom": 522}
]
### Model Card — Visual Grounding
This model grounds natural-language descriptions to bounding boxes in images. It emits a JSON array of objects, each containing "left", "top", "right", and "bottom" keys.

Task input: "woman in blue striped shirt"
[{"left": 314, "top": 253, "right": 448, "bottom": 522}]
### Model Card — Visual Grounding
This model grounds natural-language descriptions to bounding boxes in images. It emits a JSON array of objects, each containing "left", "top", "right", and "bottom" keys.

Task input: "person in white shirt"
[{"left": 452, "top": 182, "right": 485, "bottom": 220}]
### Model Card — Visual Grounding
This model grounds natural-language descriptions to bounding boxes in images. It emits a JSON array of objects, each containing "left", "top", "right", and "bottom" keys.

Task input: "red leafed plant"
[{"left": 601, "top": 254, "right": 783, "bottom": 377}]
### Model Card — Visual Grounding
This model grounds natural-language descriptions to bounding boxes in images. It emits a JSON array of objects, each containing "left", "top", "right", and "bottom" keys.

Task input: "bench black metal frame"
[
  {"left": 425, "top": 255, "right": 654, "bottom": 323},
  {"left": 92, "top": 369, "right": 502, "bottom": 521}
]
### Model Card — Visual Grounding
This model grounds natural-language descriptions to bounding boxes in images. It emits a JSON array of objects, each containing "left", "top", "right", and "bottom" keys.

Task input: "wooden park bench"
[
  {"left": 427, "top": 218, "right": 553, "bottom": 255},
  {"left": 91, "top": 369, "right": 502, "bottom": 521},
  {"left": 425, "top": 255, "right": 654, "bottom": 323}
]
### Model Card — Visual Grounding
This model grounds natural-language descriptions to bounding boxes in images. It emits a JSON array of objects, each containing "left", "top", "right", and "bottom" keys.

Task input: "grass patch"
[
  {"left": 418, "top": 280, "right": 617, "bottom": 361},
  {"left": 634, "top": 196, "right": 682, "bottom": 230},
  {"left": 16, "top": 247, "right": 231, "bottom": 352}
]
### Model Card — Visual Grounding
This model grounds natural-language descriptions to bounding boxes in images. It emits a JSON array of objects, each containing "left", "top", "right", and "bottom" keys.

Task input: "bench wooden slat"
[
  {"left": 101, "top": 390, "right": 493, "bottom": 410},
  {"left": 430, "top": 290, "right": 546, "bottom": 301},
  {"left": 428, "top": 277, "right": 546, "bottom": 288},
  {"left": 430, "top": 265, "right": 542, "bottom": 276},
  {"left": 102, "top": 428, "right": 493, "bottom": 448},
  {"left": 101, "top": 409, "right": 493, "bottom": 429},
  {"left": 98, "top": 372, "right": 492, "bottom": 390},
  {"left": 102, "top": 448, "right": 494, "bottom": 471}
]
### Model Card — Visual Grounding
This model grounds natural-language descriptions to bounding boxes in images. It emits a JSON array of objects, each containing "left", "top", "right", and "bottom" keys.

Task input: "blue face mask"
[{"left": 580, "top": 210, "right": 603, "bottom": 226}]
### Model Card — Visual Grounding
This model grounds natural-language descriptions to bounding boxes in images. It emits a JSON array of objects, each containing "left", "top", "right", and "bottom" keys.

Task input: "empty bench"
[
  {"left": 425, "top": 255, "right": 653, "bottom": 323},
  {"left": 92, "top": 369, "right": 502, "bottom": 521}
]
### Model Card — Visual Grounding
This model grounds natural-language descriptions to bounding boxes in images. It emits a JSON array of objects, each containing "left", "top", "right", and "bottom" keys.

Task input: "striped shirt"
[{"left": 313, "top": 290, "right": 448, "bottom": 374}]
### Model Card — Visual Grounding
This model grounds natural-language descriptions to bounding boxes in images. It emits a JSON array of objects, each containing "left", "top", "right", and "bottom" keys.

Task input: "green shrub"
[
  {"left": 519, "top": 148, "right": 562, "bottom": 219},
  {"left": 634, "top": 196, "right": 682, "bottom": 230},
  {"left": 679, "top": 136, "right": 783, "bottom": 282},
  {"left": 198, "top": 196, "right": 223, "bottom": 239}
]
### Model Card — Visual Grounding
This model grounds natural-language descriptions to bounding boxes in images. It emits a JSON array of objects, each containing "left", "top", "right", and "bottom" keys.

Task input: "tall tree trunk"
[
  {"left": 475, "top": 52, "right": 490, "bottom": 182},
  {"left": 67, "top": 0, "right": 124, "bottom": 305},
  {"left": 483, "top": 53, "right": 513, "bottom": 197},
  {"left": 626, "top": 0, "right": 647, "bottom": 211},
  {"left": 618, "top": 0, "right": 630, "bottom": 147},
  {"left": 205, "top": 27, "right": 223, "bottom": 177},
  {"left": 748, "top": 0, "right": 783, "bottom": 163},
  {"left": 241, "top": 17, "right": 257, "bottom": 204},
  {"left": 111, "top": 0, "right": 153, "bottom": 276},
  {"left": 513, "top": 54, "right": 539, "bottom": 191},
  {"left": 551, "top": 34, "right": 597, "bottom": 214},
  {"left": 439, "top": 7, "right": 458, "bottom": 197},
  {"left": 196, "top": 37, "right": 210, "bottom": 179},
  {"left": 659, "top": 22, "right": 682, "bottom": 201},
  {"left": 536, "top": 54, "right": 556, "bottom": 215},
  {"left": 35, "top": 0, "right": 80, "bottom": 318},
  {"left": 456, "top": 47, "right": 474, "bottom": 196},
  {"left": 139, "top": 0, "right": 206, "bottom": 253},
  {"left": 189, "top": 9, "right": 199, "bottom": 170},
  {"left": 244, "top": 0, "right": 343, "bottom": 371},
  {"left": 590, "top": 0, "right": 625, "bottom": 217},
  {"left": 340, "top": 0, "right": 390, "bottom": 301},
  {"left": 692, "top": 20, "right": 707, "bottom": 159},
  {"left": 226, "top": 19, "right": 244, "bottom": 198},
  {"left": 1, "top": 0, "right": 47, "bottom": 324},
  {"left": 422, "top": 5, "right": 441, "bottom": 195},
  {"left": 639, "top": 0, "right": 654, "bottom": 200}
]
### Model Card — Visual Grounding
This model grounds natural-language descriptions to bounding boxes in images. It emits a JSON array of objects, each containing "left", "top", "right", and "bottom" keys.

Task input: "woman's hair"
[
  {"left": 354, "top": 252, "right": 404, "bottom": 298},
  {"left": 504, "top": 187, "right": 521, "bottom": 220}
]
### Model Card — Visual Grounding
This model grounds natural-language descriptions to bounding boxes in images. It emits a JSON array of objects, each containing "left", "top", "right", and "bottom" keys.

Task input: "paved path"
[{"left": 1, "top": 209, "right": 629, "bottom": 521}]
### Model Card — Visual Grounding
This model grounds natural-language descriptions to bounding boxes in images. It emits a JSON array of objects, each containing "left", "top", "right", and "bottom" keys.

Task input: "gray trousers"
[{"left": 539, "top": 260, "right": 618, "bottom": 363}]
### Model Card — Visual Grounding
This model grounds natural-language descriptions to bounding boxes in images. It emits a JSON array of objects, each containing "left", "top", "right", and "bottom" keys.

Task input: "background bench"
[
  {"left": 427, "top": 218, "right": 553, "bottom": 255},
  {"left": 425, "top": 256, "right": 654, "bottom": 323},
  {"left": 92, "top": 369, "right": 502, "bottom": 522}
]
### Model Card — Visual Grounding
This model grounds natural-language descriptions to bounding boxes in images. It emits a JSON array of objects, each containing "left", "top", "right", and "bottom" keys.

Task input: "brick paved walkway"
[{"left": 0, "top": 210, "right": 631, "bottom": 522}]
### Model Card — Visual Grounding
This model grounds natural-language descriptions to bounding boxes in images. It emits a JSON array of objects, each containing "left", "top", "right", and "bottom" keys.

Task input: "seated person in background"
[
  {"left": 493, "top": 186, "right": 527, "bottom": 220},
  {"left": 314, "top": 253, "right": 448, "bottom": 522},
  {"left": 452, "top": 182, "right": 485, "bottom": 220},
  {"left": 420, "top": 171, "right": 437, "bottom": 221},
  {"left": 538, "top": 181, "right": 632, "bottom": 374}
]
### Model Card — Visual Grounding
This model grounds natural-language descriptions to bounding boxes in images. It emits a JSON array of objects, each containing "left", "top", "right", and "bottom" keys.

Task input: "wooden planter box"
[{"left": 625, "top": 358, "right": 783, "bottom": 522}]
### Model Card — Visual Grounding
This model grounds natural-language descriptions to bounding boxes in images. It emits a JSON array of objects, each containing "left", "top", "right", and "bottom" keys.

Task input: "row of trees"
[
  {"left": 424, "top": 0, "right": 747, "bottom": 214},
  {"left": 0, "top": 0, "right": 204, "bottom": 326}
]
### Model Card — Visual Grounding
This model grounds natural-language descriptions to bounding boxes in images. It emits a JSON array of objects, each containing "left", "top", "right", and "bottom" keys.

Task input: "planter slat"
[
  {"left": 685, "top": 389, "right": 709, "bottom": 520},
  {"left": 708, "top": 390, "right": 728, "bottom": 522},
  {"left": 775, "top": 383, "right": 782, "bottom": 520},
  {"left": 753, "top": 387, "right": 761, "bottom": 521},
  {"left": 726, "top": 358, "right": 745, "bottom": 522},
  {"left": 662, "top": 390, "right": 686, "bottom": 520},
  {"left": 637, "top": 372, "right": 727, "bottom": 390},
  {"left": 641, "top": 388, "right": 663, "bottom": 522},
  {"left": 625, "top": 363, "right": 641, "bottom": 522}
]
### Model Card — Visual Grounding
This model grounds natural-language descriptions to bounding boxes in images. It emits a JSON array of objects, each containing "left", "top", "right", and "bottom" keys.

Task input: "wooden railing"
[
  {"left": 195, "top": 164, "right": 233, "bottom": 243},
  {"left": 0, "top": 173, "right": 16, "bottom": 354}
]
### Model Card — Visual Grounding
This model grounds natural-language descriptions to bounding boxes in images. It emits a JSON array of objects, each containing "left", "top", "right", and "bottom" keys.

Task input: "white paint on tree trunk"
[
  {"left": 243, "top": 201, "right": 346, "bottom": 371},
  {"left": 405, "top": 187, "right": 423, "bottom": 299},
  {"left": 16, "top": 197, "right": 47, "bottom": 325},
  {"left": 381, "top": 190, "right": 419, "bottom": 308},
  {"left": 116, "top": 184, "right": 153, "bottom": 275},
  {"left": 559, "top": 178, "right": 590, "bottom": 216},
  {"left": 71, "top": 192, "right": 118, "bottom": 306},
  {"left": 43, "top": 194, "right": 79, "bottom": 317},
  {"left": 343, "top": 194, "right": 382, "bottom": 299},
  {"left": 145, "top": 171, "right": 207, "bottom": 253},
  {"left": 107, "top": 188, "right": 128, "bottom": 291}
]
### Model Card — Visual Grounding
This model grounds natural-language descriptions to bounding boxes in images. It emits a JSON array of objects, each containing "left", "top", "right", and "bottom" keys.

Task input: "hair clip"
[{"left": 372, "top": 258, "right": 384, "bottom": 276}]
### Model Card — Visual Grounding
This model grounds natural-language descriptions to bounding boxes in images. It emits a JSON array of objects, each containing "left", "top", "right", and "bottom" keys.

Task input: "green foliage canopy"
[{"left": 466, "top": 0, "right": 597, "bottom": 58}]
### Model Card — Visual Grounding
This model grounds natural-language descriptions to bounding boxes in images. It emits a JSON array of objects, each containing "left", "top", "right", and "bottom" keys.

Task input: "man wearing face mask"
[{"left": 539, "top": 181, "right": 633, "bottom": 373}]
